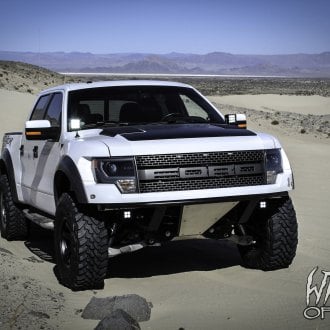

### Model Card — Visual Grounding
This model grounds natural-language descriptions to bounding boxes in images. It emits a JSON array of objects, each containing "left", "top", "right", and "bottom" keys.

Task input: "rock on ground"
[
  {"left": 95, "top": 309, "right": 141, "bottom": 330},
  {"left": 82, "top": 294, "right": 152, "bottom": 322}
]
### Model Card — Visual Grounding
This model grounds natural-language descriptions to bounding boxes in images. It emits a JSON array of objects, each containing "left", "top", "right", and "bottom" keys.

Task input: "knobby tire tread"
[
  {"left": 239, "top": 198, "right": 298, "bottom": 271},
  {"left": 0, "top": 174, "right": 28, "bottom": 240},
  {"left": 55, "top": 193, "right": 109, "bottom": 291}
]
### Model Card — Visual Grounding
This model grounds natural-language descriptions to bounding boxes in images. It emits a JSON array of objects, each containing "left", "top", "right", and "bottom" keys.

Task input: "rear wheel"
[
  {"left": 54, "top": 193, "right": 109, "bottom": 291},
  {"left": 238, "top": 197, "right": 298, "bottom": 270},
  {"left": 0, "top": 174, "right": 28, "bottom": 240}
]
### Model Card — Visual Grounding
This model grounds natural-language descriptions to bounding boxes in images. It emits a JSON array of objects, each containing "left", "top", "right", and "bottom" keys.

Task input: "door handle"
[
  {"left": 33, "top": 146, "right": 38, "bottom": 158},
  {"left": 19, "top": 145, "right": 24, "bottom": 156}
]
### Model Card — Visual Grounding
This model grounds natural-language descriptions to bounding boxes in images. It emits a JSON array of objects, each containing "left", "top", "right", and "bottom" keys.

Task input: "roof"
[{"left": 40, "top": 80, "right": 193, "bottom": 94}]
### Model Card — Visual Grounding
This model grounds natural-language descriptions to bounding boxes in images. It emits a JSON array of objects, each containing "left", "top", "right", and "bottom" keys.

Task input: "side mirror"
[
  {"left": 25, "top": 120, "right": 60, "bottom": 141},
  {"left": 225, "top": 114, "right": 247, "bottom": 129}
]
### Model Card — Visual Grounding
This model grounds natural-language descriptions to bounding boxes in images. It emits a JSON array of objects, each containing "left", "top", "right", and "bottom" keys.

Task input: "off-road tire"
[
  {"left": 54, "top": 193, "right": 109, "bottom": 291},
  {"left": 238, "top": 197, "right": 298, "bottom": 270},
  {"left": 0, "top": 174, "right": 28, "bottom": 240}
]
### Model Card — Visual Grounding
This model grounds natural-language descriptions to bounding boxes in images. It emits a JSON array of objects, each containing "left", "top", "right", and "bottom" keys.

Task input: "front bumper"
[{"left": 83, "top": 170, "right": 293, "bottom": 207}]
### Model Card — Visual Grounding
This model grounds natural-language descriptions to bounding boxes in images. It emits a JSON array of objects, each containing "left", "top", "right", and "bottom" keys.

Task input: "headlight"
[
  {"left": 265, "top": 149, "right": 283, "bottom": 184},
  {"left": 92, "top": 157, "right": 138, "bottom": 193}
]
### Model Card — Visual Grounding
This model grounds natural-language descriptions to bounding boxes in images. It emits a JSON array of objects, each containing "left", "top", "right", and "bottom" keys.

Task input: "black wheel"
[
  {"left": 0, "top": 174, "right": 28, "bottom": 240},
  {"left": 238, "top": 197, "right": 298, "bottom": 270},
  {"left": 54, "top": 193, "right": 109, "bottom": 291}
]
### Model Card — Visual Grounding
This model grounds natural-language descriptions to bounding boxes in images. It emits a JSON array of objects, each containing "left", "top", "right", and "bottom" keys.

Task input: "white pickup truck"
[{"left": 0, "top": 80, "right": 298, "bottom": 290}]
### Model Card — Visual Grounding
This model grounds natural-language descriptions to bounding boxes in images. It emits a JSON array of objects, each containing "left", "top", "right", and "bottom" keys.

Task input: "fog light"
[
  {"left": 260, "top": 201, "right": 267, "bottom": 208},
  {"left": 228, "top": 114, "right": 236, "bottom": 123},
  {"left": 123, "top": 211, "right": 131, "bottom": 219},
  {"left": 70, "top": 119, "right": 81, "bottom": 130},
  {"left": 116, "top": 179, "right": 137, "bottom": 193}
]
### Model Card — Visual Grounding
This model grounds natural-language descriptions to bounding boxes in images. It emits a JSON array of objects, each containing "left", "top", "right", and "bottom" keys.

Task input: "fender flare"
[
  {"left": 0, "top": 149, "right": 19, "bottom": 202},
  {"left": 54, "top": 156, "right": 88, "bottom": 204}
]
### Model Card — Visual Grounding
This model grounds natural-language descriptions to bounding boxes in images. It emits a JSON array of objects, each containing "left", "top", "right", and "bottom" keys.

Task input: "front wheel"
[
  {"left": 54, "top": 193, "right": 109, "bottom": 291},
  {"left": 238, "top": 197, "right": 298, "bottom": 271}
]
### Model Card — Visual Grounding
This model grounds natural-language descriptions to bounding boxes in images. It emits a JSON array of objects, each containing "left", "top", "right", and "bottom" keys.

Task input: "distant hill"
[
  {"left": 0, "top": 61, "right": 66, "bottom": 94},
  {"left": 0, "top": 51, "right": 330, "bottom": 77},
  {"left": 1, "top": 61, "right": 330, "bottom": 97}
]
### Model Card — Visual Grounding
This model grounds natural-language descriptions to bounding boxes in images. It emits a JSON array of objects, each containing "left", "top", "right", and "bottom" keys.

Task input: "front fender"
[{"left": 55, "top": 156, "right": 88, "bottom": 204}]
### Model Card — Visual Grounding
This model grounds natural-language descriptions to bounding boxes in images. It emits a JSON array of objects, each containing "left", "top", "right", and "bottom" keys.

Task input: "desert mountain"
[{"left": 0, "top": 51, "right": 330, "bottom": 77}]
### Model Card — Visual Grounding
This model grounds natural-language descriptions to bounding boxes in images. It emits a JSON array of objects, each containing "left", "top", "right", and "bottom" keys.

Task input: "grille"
[
  {"left": 135, "top": 150, "right": 264, "bottom": 168},
  {"left": 139, "top": 175, "right": 265, "bottom": 193},
  {"left": 135, "top": 150, "right": 266, "bottom": 193}
]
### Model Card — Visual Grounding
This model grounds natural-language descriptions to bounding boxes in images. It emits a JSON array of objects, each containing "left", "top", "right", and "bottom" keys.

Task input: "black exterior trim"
[
  {"left": 100, "top": 127, "right": 143, "bottom": 137},
  {"left": 0, "top": 149, "right": 19, "bottom": 202},
  {"left": 25, "top": 126, "right": 61, "bottom": 141},
  {"left": 4, "top": 132, "right": 22, "bottom": 135},
  {"left": 55, "top": 156, "right": 88, "bottom": 204},
  {"left": 101, "top": 123, "right": 256, "bottom": 141},
  {"left": 98, "top": 191, "right": 289, "bottom": 209}
]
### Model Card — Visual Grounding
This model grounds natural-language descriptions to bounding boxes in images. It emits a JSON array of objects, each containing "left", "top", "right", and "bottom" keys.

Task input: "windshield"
[{"left": 67, "top": 85, "right": 224, "bottom": 131}]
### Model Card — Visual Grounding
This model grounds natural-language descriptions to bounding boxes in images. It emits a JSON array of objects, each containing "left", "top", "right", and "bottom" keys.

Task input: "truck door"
[{"left": 20, "top": 92, "right": 63, "bottom": 212}]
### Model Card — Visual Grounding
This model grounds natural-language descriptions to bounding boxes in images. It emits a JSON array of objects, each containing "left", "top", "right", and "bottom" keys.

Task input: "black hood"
[{"left": 100, "top": 123, "right": 256, "bottom": 141}]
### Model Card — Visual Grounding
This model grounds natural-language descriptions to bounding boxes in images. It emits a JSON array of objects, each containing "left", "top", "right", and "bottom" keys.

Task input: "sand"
[
  {"left": 0, "top": 89, "right": 35, "bottom": 138},
  {"left": 0, "top": 89, "right": 330, "bottom": 329},
  {"left": 209, "top": 94, "right": 330, "bottom": 115}
]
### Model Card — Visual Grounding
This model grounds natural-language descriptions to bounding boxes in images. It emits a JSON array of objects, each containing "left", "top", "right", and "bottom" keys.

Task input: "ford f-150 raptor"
[{"left": 0, "top": 80, "right": 298, "bottom": 290}]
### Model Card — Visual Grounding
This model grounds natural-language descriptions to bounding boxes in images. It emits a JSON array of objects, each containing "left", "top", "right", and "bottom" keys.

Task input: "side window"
[
  {"left": 45, "top": 93, "right": 62, "bottom": 127},
  {"left": 30, "top": 94, "right": 51, "bottom": 120},
  {"left": 180, "top": 94, "right": 209, "bottom": 120}
]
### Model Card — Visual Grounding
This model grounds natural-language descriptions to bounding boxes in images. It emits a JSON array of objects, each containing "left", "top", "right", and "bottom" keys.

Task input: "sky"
[{"left": 0, "top": 0, "right": 329, "bottom": 55}]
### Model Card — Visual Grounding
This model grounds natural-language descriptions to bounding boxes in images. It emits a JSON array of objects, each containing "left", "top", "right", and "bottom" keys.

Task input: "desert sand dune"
[
  {"left": 0, "top": 89, "right": 329, "bottom": 329},
  {"left": 0, "top": 89, "right": 35, "bottom": 138},
  {"left": 210, "top": 94, "right": 330, "bottom": 115}
]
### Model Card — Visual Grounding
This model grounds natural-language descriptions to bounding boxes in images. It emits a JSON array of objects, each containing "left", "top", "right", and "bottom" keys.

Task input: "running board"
[{"left": 23, "top": 209, "right": 54, "bottom": 230}]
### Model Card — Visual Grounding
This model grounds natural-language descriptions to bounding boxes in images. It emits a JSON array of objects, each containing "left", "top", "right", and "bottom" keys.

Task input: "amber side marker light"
[{"left": 26, "top": 131, "right": 42, "bottom": 136}]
